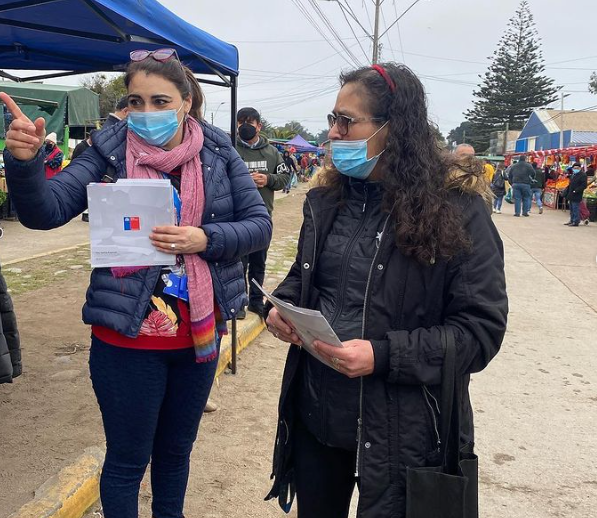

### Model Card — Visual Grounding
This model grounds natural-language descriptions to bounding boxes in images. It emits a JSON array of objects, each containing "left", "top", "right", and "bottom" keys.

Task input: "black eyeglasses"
[
  {"left": 327, "top": 113, "right": 386, "bottom": 137},
  {"left": 130, "top": 48, "right": 181, "bottom": 63}
]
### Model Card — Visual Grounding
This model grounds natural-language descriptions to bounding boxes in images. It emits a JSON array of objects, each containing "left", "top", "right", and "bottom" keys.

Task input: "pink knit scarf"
[{"left": 123, "top": 117, "right": 220, "bottom": 362}]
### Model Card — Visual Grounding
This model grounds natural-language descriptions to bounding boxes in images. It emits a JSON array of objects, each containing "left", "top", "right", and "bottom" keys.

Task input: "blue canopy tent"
[{"left": 0, "top": 0, "right": 239, "bottom": 139}]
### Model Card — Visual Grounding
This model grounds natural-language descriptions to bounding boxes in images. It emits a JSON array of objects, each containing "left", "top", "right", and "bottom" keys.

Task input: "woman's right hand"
[
  {"left": 0, "top": 92, "right": 46, "bottom": 161},
  {"left": 266, "top": 307, "right": 302, "bottom": 345}
]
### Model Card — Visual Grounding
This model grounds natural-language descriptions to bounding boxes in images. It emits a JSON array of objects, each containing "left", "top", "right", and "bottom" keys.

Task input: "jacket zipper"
[
  {"left": 422, "top": 386, "right": 441, "bottom": 451},
  {"left": 306, "top": 197, "right": 318, "bottom": 275},
  {"left": 330, "top": 184, "right": 369, "bottom": 328},
  {"left": 355, "top": 209, "right": 394, "bottom": 478}
]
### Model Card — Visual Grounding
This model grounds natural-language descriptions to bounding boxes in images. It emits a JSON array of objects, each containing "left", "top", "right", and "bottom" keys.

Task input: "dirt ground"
[{"left": 0, "top": 185, "right": 308, "bottom": 518}]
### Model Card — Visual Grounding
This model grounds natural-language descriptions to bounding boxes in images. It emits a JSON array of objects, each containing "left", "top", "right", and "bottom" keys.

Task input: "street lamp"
[{"left": 211, "top": 101, "right": 226, "bottom": 126}]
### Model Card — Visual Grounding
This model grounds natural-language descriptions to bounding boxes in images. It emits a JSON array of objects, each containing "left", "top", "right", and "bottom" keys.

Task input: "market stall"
[{"left": 506, "top": 145, "right": 597, "bottom": 214}]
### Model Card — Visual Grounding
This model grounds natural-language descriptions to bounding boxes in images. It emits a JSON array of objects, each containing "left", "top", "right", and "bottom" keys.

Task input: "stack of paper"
[
  {"left": 87, "top": 179, "right": 176, "bottom": 268},
  {"left": 252, "top": 280, "right": 343, "bottom": 368}
]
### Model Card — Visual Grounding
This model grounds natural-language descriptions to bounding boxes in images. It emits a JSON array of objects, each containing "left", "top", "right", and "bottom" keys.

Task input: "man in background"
[
  {"left": 508, "top": 156, "right": 535, "bottom": 217},
  {"left": 530, "top": 161, "right": 545, "bottom": 214},
  {"left": 103, "top": 96, "right": 129, "bottom": 128},
  {"left": 235, "top": 107, "right": 289, "bottom": 318}
]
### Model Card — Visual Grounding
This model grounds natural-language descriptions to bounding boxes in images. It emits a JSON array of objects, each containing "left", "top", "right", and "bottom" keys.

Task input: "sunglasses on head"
[
  {"left": 327, "top": 113, "right": 386, "bottom": 137},
  {"left": 130, "top": 48, "right": 180, "bottom": 63}
]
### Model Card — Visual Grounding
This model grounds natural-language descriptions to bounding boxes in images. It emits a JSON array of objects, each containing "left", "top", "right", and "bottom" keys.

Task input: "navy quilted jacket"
[{"left": 3, "top": 120, "right": 272, "bottom": 336}]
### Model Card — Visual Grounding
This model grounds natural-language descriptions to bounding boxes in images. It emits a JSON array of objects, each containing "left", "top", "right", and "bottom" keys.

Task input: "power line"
[
  {"left": 393, "top": 0, "right": 407, "bottom": 64},
  {"left": 306, "top": 0, "right": 364, "bottom": 66}
]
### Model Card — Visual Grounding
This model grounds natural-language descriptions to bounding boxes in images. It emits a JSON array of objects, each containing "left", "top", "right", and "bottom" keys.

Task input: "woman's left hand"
[
  {"left": 150, "top": 226, "right": 208, "bottom": 254},
  {"left": 314, "top": 339, "right": 374, "bottom": 378}
]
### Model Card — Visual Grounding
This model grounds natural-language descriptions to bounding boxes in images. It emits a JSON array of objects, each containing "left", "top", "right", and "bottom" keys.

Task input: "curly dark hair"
[{"left": 319, "top": 62, "right": 481, "bottom": 265}]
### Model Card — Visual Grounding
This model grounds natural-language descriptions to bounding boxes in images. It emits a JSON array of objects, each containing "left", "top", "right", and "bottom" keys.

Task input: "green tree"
[
  {"left": 465, "top": 1, "right": 558, "bottom": 151},
  {"left": 447, "top": 121, "right": 473, "bottom": 145},
  {"left": 589, "top": 72, "right": 597, "bottom": 95},
  {"left": 315, "top": 128, "right": 329, "bottom": 144},
  {"left": 80, "top": 74, "right": 127, "bottom": 119}
]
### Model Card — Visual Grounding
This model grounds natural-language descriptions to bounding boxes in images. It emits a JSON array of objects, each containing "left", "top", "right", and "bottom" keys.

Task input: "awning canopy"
[
  {"left": 285, "top": 134, "right": 320, "bottom": 153},
  {"left": 0, "top": 82, "right": 100, "bottom": 142},
  {"left": 0, "top": 0, "right": 239, "bottom": 83}
]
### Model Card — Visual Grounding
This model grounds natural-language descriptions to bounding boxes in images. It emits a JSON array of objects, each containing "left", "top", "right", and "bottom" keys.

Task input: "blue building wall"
[
  {"left": 518, "top": 112, "right": 546, "bottom": 139},
  {"left": 516, "top": 130, "right": 572, "bottom": 152}
]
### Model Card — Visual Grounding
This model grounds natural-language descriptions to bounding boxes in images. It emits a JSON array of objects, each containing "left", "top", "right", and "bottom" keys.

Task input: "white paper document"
[
  {"left": 87, "top": 179, "right": 177, "bottom": 268},
  {"left": 252, "top": 280, "right": 343, "bottom": 368}
]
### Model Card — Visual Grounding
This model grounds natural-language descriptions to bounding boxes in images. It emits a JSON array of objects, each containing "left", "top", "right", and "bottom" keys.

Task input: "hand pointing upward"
[{"left": 0, "top": 92, "right": 46, "bottom": 161}]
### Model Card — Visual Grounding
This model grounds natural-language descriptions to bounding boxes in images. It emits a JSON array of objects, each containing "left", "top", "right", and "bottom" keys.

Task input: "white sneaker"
[
  {"left": 492, "top": 208, "right": 497, "bottom": 213},
  {"left": 496, "top": 210, "right": 502, "bottom": 214}
]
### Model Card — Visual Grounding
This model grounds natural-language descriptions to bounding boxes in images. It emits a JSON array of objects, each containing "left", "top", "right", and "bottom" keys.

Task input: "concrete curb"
[
  {"left": 7, "top": 447, "right": 104, "bottom": 518},
  {"left": 3, "top": 242, "right": 89, "bottom": 267},
  {"left": 7, "top": 315, "right": 266, "bottom": 518}
]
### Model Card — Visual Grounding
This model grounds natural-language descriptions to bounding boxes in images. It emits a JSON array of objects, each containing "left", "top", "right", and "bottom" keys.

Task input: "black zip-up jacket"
[
  {"left": 265, "top": 185, "right": 508, "bottom": 518},
  {"left": 567, "top": 171, "right": 587, "bottom": 203},
  {"left": 0, "top": 269, "right": 21, "bottom": 384}
]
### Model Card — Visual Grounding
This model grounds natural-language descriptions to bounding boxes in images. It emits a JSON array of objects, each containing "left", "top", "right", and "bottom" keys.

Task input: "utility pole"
[
  {"left": 462, "top": 130, "right": 466, "bottom": 144},
  {"left": 559, "top": 91, "right": 565, "bottom": 149},
  {"left": 503, "top": 122, "right": 509, "bottom": 156},
  {"left": 372, "top": 0, "right": 382, "bottom": 64}
]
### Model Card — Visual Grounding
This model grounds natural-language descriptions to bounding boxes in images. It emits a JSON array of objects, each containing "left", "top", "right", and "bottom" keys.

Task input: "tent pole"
[{"left": 230, "top": 75, "right": 237, "bottom": 147}]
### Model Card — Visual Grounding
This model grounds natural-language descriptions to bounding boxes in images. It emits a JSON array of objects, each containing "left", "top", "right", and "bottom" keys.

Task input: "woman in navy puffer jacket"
[{"left": 1, "top": 51, "right": 271, "bottom": 518}]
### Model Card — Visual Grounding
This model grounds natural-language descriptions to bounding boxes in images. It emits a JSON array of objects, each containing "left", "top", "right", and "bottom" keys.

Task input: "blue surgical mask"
[
  {"left": 331, "top": 122, "right": 388, "bottom": 180},
  {"left": 127, "top": 103, "right": 185, "bottom": 147},
  {"left": 573, "top": 168, "right": 581, "bottom": 174}
]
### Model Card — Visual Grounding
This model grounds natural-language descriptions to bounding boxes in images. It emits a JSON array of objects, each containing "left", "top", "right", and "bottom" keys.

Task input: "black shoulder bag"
[{"left": 406, "top": 328, "right": 479, "bottom": 518}]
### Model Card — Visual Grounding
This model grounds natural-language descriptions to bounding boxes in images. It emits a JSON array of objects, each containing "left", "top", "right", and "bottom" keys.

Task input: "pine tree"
[
  {"left": 589, "top": 72, "right": 597, "bottom": 95},
  {"left": 465, "top": 1, "right": 558, "bottom": 151}
]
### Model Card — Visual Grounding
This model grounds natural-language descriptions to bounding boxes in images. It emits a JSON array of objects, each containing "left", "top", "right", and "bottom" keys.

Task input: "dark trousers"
[
  {"left": 89, "top": 337, "right": 218, "bottom": 518},
  {"left": 294, "top": 420, "right": 358, "bottom": 518},
  {"left": 242, "top": 246, "right": 268, "bottom": 309},
  {"left": 570, "top": 201, "right": 581, "bottom": 224}
]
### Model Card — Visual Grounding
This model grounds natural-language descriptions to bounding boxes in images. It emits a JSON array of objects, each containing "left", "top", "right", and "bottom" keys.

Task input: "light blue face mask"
[
  {"left": 331, "top": 122, "right": 388, "bottom": 180},
  {"left": 573, "top": 168, "right": 581, "bottom": 174},
  {"left": 127, "top": 103, "right": 185, "bottom": 147}
]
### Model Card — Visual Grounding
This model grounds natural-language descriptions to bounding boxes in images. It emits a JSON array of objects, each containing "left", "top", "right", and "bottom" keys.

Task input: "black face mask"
[
  {"left": 238, "top": 123, "right": 257, "bottom": 142},
  {"left": 45, "top": 143, "right": 54, "bottom": 152}
]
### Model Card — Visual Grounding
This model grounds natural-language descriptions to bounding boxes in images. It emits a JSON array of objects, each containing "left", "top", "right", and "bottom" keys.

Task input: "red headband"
[{"left": 371, "top": 65, "right": 396, "bottom": 93}]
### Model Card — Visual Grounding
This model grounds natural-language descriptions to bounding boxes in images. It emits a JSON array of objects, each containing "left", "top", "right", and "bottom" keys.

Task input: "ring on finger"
[
  {"left": 170, "top": 243, "right": 176, "bottom": 249},
  {"left": 331, "top": 357, "right": 341, "bottom": 369}
]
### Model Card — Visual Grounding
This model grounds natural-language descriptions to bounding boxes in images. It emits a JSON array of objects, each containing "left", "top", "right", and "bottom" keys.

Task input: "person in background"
[
  {"left": 507, "top": 155, "right": 534, "bottom": 217},
  {"left": 283, "top": 150, "right": 298, "bottom": 193},
  {"left": 530, "top": 161, "right": 545, "bottom": 214},
  {"left": 491, "top": 164, "right": 507, "bottom": 214},
  {"left": 0, "top": 266, "right": 21, "bottom": 385},
  {"left": 43, "top": 132, "right": 63, "bottom": 179},
  {"left": 71, "top": 130, "right": 94, "bottom": 160},
  {"left": 565, "top": 162, "right": 588, "bottom": 227},
  {"left": 300, "top": 153, "right": 310, "bottom": 178},
  {"left": 483, "top": 158, "right": 495, "bottom": 183},
  {"left": 103, "top": 96, "right": 129, "bottom": 128},
  {"left": 453, "top": 143, "right": 475, "bottom": 157},
  {"left": 235, "top": 107, "right": 290, "bottom": 318}
]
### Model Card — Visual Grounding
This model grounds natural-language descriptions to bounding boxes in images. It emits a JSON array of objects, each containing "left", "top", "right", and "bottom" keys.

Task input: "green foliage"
[
  {"left": 80, "top": 74, "right": 127, "bottom": 119},
  {"left": 261, "top": 119, "right": 319, "bottom": 142},
  {"left": 447, "top": 121, "right": 473, "bottom": 145},
  {"left": 465, "top": 1, "right": 559, "bottom": 151},
  {"left": 0, "top": 191, "right": 7, "bottom": 207}
]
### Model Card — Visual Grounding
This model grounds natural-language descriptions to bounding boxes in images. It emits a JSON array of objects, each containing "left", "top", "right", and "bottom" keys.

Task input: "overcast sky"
[{"left": 52, "top": 0, "right": 597, "bottom": 137}]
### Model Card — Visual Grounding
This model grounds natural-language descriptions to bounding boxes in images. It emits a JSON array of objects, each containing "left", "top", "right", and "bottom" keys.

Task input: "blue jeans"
[
  {"left": 532, "top": 188, "right": 543, "bottom": 209},
  {"left": 570, "top": 201, "right": 580, "bottom": 225},
  {"left": 512, "top": 183, "right": 532, "bottom": 216},
  {"left": 89, "top": 337, "right": 218, "bottom": 518},
  {"left": 493, "top": 196, "right": 504, "bottom": 210}
]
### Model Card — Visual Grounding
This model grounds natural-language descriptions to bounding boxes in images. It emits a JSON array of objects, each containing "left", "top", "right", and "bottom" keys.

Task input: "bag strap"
[{"left": 439, "top": 327, "right": 459, "bottom": 472}]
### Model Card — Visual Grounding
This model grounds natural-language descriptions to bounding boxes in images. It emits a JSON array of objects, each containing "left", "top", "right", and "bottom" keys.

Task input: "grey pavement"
[{"left": 0, "top": 217, "right": 89, "bottom": 265}]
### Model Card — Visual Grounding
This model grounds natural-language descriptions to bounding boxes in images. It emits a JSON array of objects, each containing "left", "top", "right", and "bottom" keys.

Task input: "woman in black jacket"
[
  {"left": 0, "top": 267, "right": 21, "bottom": 384},
  {"left": 265, "top": 63, "right": 508, "bottom": 518}
]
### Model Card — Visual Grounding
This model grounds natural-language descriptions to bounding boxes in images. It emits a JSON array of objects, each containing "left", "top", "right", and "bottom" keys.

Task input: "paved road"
[{"left": 0, "top": 218, "right": 89, "bottom": 265}]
